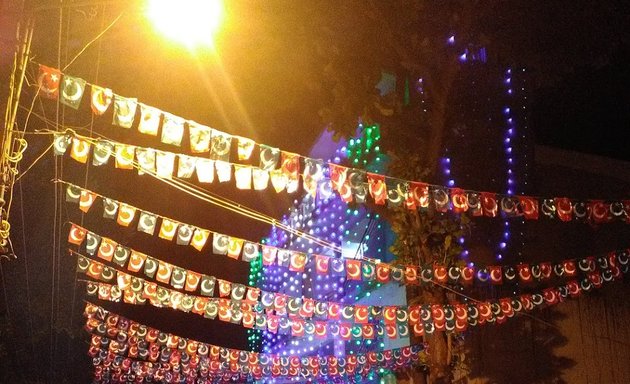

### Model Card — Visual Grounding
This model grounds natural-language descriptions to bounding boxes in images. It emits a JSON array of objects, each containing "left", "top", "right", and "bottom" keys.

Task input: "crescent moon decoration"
[
  {"left": 85, "top": 282, "right": 99, "bottom": 296},
  {"left": 91, "top": 140, "right": 114, "bottom": 166},
  {"left": 137, "top": 212, "right": 157, "bottom": 235},
  {"left": 185, "top": 273, "right": 201, "bottom": 292},
  {"left": 156, "top": 286, "right": 171, "bottom": 303},
  {"left": 114, "top": 144, "right": 136, "bottom": 170},
  {"left": 143, "top": 282, "right": 157, "bottom": 299},
  {"left": 126, "top": 251, "right": 146, "bottom": 273},
  {"left": 100, "top": 266, "right": 115, "bottom": 282},
  {"left": 170, "top": 268, "right": 187, "bottom": 289},
  {"left": 212, "top": 234, "right": 229, "bottom": 255},
  {"left": 53, "top": 134, "right": 72, "bottom": 155},
  {"left": 84, "top": 232, "right": 101, "bottom": 256},
  {"left": 131, "top": 277, "right": 146, "bottom": 295},
  {"left": 60, "top": 75, "right": 86, "bottom": 109},
  {"left": 112, "top": 245, "right": 130, "bottom": 267},
  {"left": 116, "top": 204, "right": 137, "bottom": 227},
  {"left": 79, "top": 191, "right": 96, "bottom": 213},
  {"left": 97, "top": 239, "right": 115, "bottom": 262},
  {"left": 37, "top": 65, "right": 61, "bottom": 99},
  {"left": 200, "top": 276, "right": 216, "bottom": 296},
  {"left": 76, "top": 256, "right": 90, "bottom": 272},
  {"left": 65, "top": 185, "right": 82, "bottom": 203},
  {"left": 387, "top": 184, "right": 405, "bottom": 206},
  {"left": 102, "top": 198, "right": 119, "bottom": 219},
  {"left": 143, "top": 258, "right": 158, "bottom": 278},
  {"left": 176, "top": 225, "right": 193, "bottom": 245},
  {"left": 135, "top": 148, "right": 156, "bottom": 175},
  {"left": 156, "top": 262, "right": 173, "bottom": 283},
  {"left": 231, "top": 285, "right": 245, "bottom": 301},
  {"left": 68, "top": 225, "right": 87, "bottom": 245},
  {"left": 91, "top": 85, "right": 113, "bottom": 115},
  {"left": 112, "top": 96, "right": 137, "bottom": 128},
  {"left": 158, "top": 219, "right": 178, "bottom": 241},
  {"left": 241, "top": 242, "right": 258, "bottom": 262},
  {"left": 377, "top": 265, "right": 390, "bottom": 283},
  {"left": 181, "top": 296, "right": 194, "bottom": 311},
  {"left": 227, "top": 238, "right": 244, "bottom": 259}
]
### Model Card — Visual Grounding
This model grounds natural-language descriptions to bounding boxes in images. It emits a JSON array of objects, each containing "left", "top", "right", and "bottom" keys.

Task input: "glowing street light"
[{"left": 147, "top": 0, "right": 224, "bottom": 49}]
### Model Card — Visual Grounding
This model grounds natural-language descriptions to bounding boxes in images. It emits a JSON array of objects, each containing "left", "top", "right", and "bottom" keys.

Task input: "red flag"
[
  {"left": 367, "top": 173, "right": 387, "bottom": 205},
  {"left": 555, "top": 197, "right": 573, "bottom": 221},
  {"left": 376, "top": 263, "right": 390, "bottom": 283},
  {"left": 68, "top": 224, "right": 87, "bottom": 245},
  {"left": 37, "top": 65, "right": 61, "bottom": 99},
  {"left": 488, "top": 265, "right": 503, "bottom": 285},
  {"left": 79, "top": 190, "right": 96, "bottom": 213},
  {"left": 354, "top": 306, "right": 369, "bottom": 324},
  {"left": 280, "top": 152, "right": 300, "bottom": 191},
  {"left": 329, "top": 163, "right": 352, "bottom": 202},
  {"left": 289, "top": 253, "right": 307, "bottom": 272},
  {"left": 406, "top": 182, "right": 429, "bottom": 210},
  {"left": 156, "top": 261, "right": 173, "bottom": 283},
  {"left": 519, "top": 196, "right": 539, "bottom": 220},
  {"left": 450, "top": 188, "right": 468, "bottom": 213},
  {"left": 404, "top": 266, "right": 418, "bottom": 285},
  {"left": 346, "top": 259, "right": 362, "bottom": 281},
  {"left": 315, "top": 255, "right": 329, "bottom": 274},
  {"left": 590, "top": 200, "right": 610, "bottom": 224},
  {"left": 97, "top": 237, "right": 116, "bottom": 262},
  {"left": 262, "top": 246, "right": 277, "bottom": 266},
  {"left": 481, "top": 192, "right": 498, "bottom": 217},
  {"left": 185, "top": 271, "right": 201, "bottom": 292}
]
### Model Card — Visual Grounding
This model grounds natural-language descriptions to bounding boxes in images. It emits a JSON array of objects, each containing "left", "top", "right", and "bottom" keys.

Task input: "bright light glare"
[{"left": 147, "top": 0, "right": 223, "bottom": 48}]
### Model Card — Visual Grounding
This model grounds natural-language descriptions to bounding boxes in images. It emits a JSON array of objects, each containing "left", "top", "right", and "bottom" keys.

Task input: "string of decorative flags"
[
  {"left": 69, "top": 222, "right": 629, "bottom": 316},
  {"left": 83, "top": 253, "right": 627, "bottom": 337},
  {"left": 40, "top": 64, "right": 630, "bottom": 224},
  {"left": 84, "top": 302, "right": 428, "bottom": 381},
  {"left": 75, "top": 251, "right": 391, "bottom": 336},
  {"left": 65, "top": 185, "right": 629, "bottom": 287}
]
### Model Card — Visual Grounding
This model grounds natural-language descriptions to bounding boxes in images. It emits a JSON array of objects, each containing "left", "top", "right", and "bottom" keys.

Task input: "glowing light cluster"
[
  {"left": 248, "top": 124, "right": 393, "bottom": 361},
  {"left": 147, "top": 0, "right": 223, "bottom": 49}
]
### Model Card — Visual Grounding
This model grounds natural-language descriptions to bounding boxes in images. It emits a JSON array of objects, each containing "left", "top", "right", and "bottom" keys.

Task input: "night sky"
[{"left": 0, "top": 1, "right": 629, "bottom": 383}]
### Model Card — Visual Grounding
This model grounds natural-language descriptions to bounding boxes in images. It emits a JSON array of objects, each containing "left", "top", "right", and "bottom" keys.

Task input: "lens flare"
[{"left": 147, "top": 0, "right": 223, "bottom": 48}]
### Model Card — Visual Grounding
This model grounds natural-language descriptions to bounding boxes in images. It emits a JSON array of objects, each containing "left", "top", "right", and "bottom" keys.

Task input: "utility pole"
[{"left": 0, "top": 17, "right": 34, "bottom": 260}]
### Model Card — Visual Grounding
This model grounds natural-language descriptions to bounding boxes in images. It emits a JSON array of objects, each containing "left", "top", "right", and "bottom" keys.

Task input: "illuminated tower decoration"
[{"left": 248, "top": 124, "right": 407, "bottom": 372}]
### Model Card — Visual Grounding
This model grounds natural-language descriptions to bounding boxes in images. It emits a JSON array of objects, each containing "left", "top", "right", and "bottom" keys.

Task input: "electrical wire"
[
  {"left": 18, "top": 179, "right": 36, "bottom": 357},
  {"left": 62, "top": 11, "right": 123, "bottom": 72}
]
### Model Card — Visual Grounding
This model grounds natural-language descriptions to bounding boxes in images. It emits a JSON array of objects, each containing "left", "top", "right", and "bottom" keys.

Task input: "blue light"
[{"left": 448, "top": 35, "right": 455, "bottom": 45}]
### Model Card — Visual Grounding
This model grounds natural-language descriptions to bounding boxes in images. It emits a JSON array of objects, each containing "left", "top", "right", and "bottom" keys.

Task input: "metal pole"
[{"left": 0, "top": 17, "right": 34, "bottom": 259}]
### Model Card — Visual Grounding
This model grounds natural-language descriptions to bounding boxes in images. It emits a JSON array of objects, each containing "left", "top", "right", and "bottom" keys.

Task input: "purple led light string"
[
  {"left": 441, "top": 152, "right": 472, "bottom": 268},
  {"left": 499, "top": 67, "right": 530, "bottom": 298}
]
